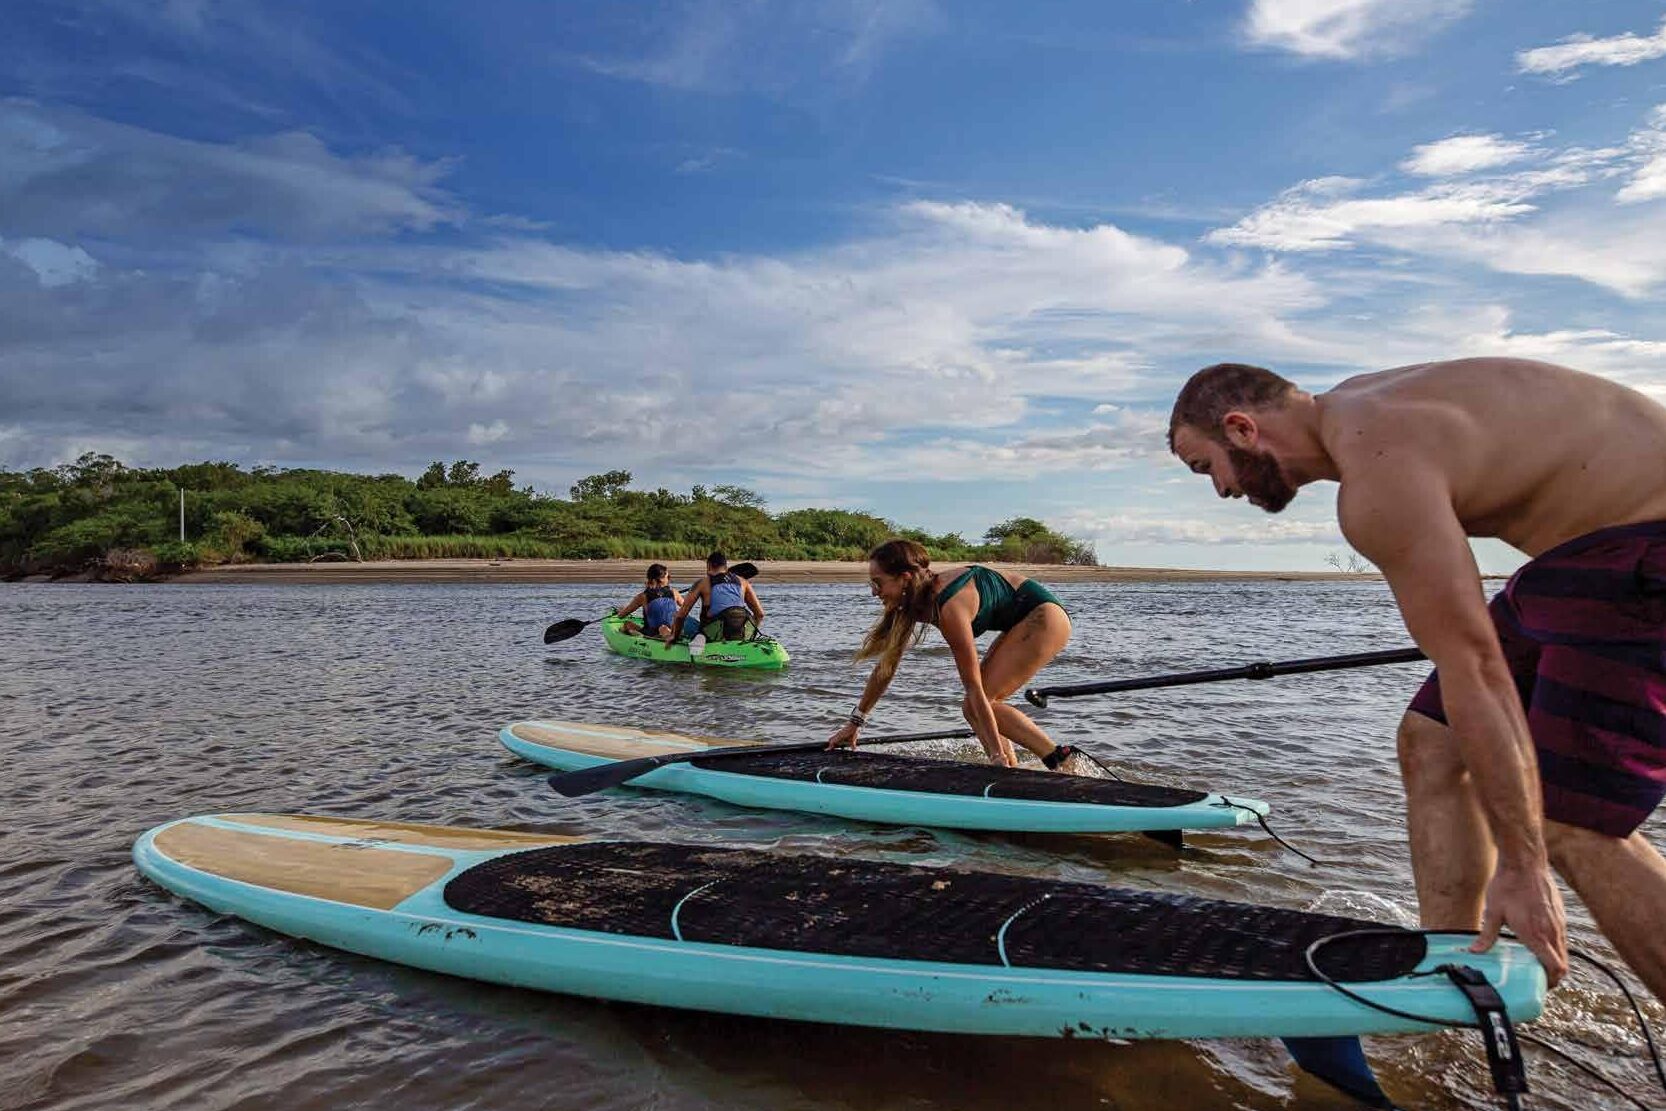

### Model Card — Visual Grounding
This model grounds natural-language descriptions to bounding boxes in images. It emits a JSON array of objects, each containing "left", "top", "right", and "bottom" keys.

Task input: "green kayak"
[{"left": 600, "top": 614, "right": 790, "bottom": 670}]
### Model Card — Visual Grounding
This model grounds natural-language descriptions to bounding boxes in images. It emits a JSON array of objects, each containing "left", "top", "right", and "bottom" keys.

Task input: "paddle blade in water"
[
  {"left": 543, "top": 619, "right": 588, "bottom": 644},
  {"left": 549, "top": 760, "right": 658, "bottom": 797}
]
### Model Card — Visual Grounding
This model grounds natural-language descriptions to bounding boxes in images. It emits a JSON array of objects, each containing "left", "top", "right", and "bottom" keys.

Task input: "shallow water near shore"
[{"left": 1, "top": 580, "right": 1659, "bottom": 1110}]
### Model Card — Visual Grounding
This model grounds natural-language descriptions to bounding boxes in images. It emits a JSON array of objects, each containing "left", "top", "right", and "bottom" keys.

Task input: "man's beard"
[{"left": 1226, "top": 444, "right": 1297, "bottom": 513}]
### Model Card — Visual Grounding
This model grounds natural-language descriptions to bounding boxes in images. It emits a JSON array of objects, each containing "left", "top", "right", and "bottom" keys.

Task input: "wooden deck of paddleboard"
[
  {"left": 151, "top": 815, "right": 575, "bottom": 910},
  {"left": 507, "top": 720, "right": 762, "bottom": 761}
]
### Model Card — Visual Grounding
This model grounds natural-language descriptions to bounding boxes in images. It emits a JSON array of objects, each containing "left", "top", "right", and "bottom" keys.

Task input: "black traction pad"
[
  {"left": 443, "top": 842, "right": 1426, "bottom": 983},
  {"left": 687, "top": 749, "right": 1210, "bottom": 808}
]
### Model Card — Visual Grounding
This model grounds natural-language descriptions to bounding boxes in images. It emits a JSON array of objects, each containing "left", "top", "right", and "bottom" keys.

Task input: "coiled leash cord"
[
  {"left": 1068, "top": 749, "right": 1338, "bottom": 867},
  {"left": 1217, "top": 796, "right": 1334, "bottom": 866},
  {"left": 1305, "top": 928, "right": 1666, "bottom": 1110}
]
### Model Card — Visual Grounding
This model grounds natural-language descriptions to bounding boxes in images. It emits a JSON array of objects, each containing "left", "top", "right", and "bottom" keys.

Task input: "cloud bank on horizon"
[{"left": 3, "top": 0, "right": 1665, "bottom": 571}]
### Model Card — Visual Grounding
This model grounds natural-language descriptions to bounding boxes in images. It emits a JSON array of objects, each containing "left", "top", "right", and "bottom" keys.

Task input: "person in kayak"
[
  {"left": 1167, "top": 356, "right": 1666, "bottom": 1002},
  {"left": 827, "top": 538, "right": 1079, "bottom": 770},
  {"left": 616, "top": 564, "right": 697, "bottom": 639},
  {"left": 664, "top": 551, "right": 766, "bottom": 645}
]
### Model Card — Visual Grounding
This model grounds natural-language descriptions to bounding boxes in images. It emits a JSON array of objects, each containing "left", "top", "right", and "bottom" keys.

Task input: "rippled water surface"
[{"left": 2, "top": 580, "right": 1659, "bottom": 1110}]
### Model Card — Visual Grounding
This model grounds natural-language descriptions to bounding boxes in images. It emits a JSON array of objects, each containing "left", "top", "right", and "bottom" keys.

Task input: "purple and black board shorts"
[{"left": 1408, "top": 520, "right": 1666, "bottom": 838}]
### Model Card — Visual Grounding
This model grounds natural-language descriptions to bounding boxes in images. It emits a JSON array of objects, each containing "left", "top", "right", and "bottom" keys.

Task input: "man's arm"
[
  {"left": 665, "top": 583, "right": 706, "bottom": 641},
  {"left": 742, "top": 581, "right": 765, "bottom": 624},
  {"left": 1340, "top": 460, "right": 1567, "bottom": 983},
  {"left": 616, "top": 590, "right": 646, "bottom": 618}
]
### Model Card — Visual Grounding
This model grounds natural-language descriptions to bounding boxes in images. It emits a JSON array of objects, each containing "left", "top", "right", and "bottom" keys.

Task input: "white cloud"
[
  {"left": 853, "top": 410, "right": 1173, "bottom": 481},
  {"left": 1060, "top": 509, "right": 1344, "bottom": 546},
  {"left": 1516, "top": 17, "right": 1666, "bottom": 79},
  {"left": 576, "top": 0, "right": 941, "bottom": 95},
  {"left": 0, "top": 236, "right": 98, "bottom": 287},
  {"left": 1401, "top": 134, "right": 1532, "bottom": 177},
  {"left": 1208, "top": 108, "right": 1666, "bottom": 295},
  {"left": 7, "top": 97, "right": 1666, "bottom": 502},
  {"left": 466, "top": 420, "right": 510, "bottom": 445},
  {"left": 1242, "top": 0, "right": 1474, "bottom": 60},
  {"left": 0, "top": 120, "right": 1323, "bottom": 478},
  {"left": 1206, "top": 177, "right": 1537, "bottom": 252},
  {"left": 1285, "top": 301, "right": 1666, "bottom": 388},
  {"left": 0, "top": 100, "right": 458, "bottom": 241},
  {"left": 1617, "top": 105, "right": 1666, "bottom": 203}
]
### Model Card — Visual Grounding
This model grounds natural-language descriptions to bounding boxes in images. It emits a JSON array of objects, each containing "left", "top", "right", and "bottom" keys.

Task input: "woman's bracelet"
[{"left": 847, "top": 708, "right": 868, "bottom": 728}]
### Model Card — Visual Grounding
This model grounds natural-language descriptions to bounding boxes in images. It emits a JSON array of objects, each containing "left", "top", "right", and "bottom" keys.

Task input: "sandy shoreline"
[{"left": 168, "top": 558, "right": 1383, "bottom": 585}]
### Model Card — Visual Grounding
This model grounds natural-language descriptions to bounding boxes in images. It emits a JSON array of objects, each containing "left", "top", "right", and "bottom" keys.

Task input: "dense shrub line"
[{"left": 0, "top": 454, "right": 1097, "bottom": 580}]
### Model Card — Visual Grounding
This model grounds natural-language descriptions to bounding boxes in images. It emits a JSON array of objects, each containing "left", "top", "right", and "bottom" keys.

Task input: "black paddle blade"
[
  {"left": 549, "top": 760, "right": 657, "bottom": 797},
  {"left": 732, "top": 561, "right": 758, "bottom": 579},
  {"left": 543, "top": 618, "right": 588, "bottom": 644}
]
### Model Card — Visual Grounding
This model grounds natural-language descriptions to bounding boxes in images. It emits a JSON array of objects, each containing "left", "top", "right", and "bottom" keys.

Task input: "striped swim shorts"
[{"left": 1408, "top": 520, "right": 1666, "bottom": 837}]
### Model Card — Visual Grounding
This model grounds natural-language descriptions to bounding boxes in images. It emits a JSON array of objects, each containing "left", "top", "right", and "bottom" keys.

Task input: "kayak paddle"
[
  {"left": 548, "top": 726, "right": 977, "bottom": 797},
  {"left": 1024, "top": 646, "right": 1426, "bottom": 708},
  {"left": 541, "top": 562, "right": 760, "bottom": 643}
]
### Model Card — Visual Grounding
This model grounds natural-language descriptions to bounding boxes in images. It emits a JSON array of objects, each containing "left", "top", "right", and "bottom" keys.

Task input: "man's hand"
[{"left": 1471, "top": 860, "right": 1568, "bottom": 987}]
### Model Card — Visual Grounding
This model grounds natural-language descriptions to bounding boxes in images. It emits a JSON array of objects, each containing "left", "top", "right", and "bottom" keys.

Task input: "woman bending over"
[{"left": 828, "top": 538, "right": 1078, "bottom": 769}]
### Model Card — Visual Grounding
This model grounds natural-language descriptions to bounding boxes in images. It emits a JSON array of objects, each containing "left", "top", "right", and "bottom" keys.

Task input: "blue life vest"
[
  {"left": 643, "top": 586, "right": 678, "bottom": 630},
  {"left": 708, "top": 572, "right": 745, "bottom": 614}
]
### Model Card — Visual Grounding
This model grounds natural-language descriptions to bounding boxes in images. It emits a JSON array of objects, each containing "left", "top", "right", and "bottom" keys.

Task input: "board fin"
[{"left": 1281, "top": 1036, "right": 1399, "bottom": 1110}]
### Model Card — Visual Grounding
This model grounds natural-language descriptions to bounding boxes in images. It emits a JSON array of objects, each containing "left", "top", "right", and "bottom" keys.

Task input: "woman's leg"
[{"left": 977, "top": 604, "right": 1071, "bottom": 760}]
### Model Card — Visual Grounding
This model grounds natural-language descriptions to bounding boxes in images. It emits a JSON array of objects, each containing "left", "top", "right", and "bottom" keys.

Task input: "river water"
[{"left": 0, "top": 580, "right": 1659, "bottom": 1110}]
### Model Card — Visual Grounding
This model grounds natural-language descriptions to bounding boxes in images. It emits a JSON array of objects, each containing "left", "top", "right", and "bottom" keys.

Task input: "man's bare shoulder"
[{"left": 1317, "top": 365, "right": 1474, "bottom": 466}]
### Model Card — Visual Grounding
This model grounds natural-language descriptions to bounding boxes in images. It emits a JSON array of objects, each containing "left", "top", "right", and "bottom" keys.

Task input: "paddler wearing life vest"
[
  {"left": 828, "top": 538, "right": 1080, "bottom": 770},
  {"left": 663, "top": 551, "right": 766, "bottom": 646},
  {"left": 616, "top": 563, "right": 696, "bottom": 640},
  {"left": 1168, "top": 356, "right": 1666, "bottom": 1004}
]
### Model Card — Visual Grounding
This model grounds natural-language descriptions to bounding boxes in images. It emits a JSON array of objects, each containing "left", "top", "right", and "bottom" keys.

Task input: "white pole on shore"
[{"left": 179, "top": 487, "right": 185, "bottom": 543}]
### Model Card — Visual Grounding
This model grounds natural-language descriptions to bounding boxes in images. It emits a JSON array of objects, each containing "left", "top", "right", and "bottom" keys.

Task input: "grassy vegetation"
[{"left": 0, "top": 453, "right": 1098, "bottom": 580}]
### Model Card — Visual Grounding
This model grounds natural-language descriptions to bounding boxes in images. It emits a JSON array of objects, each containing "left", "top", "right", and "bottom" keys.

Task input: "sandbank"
[{"left": 170, "top": 559, "right": 1382, "bottom": 585}]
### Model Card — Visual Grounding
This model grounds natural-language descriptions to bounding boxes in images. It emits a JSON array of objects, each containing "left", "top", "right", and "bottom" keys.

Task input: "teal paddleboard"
[
  {"left": 502, "top": 720, "right": 1269, "bottom": 834},
  {"left": 134, "top": 813, "right": 1545, "bottom": 1040}
]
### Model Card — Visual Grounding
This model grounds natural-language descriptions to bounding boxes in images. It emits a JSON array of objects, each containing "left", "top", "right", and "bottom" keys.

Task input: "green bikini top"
[{"left": 934, "top": 565, "right": 1018, "bottom": 636}]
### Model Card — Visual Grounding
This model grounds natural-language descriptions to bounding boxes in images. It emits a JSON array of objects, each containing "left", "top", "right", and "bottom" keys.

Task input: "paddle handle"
[
  {"left": 548, "top": 726, "right": 977, "bottom": 797},
  {"left": 1024, "top": 647, "right": 1426, "bottom": 707}
]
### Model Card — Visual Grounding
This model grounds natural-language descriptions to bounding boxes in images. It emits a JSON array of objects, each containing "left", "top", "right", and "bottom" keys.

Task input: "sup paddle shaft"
[
  {"left": 549, "top": 726, "right": 976, "bottom": 798},
  {"left": 1023, "top": 646, "right": 1426, "bottom": 708},
  {"left": 542, "top": 562, "right": 759, "bottom": 643}
]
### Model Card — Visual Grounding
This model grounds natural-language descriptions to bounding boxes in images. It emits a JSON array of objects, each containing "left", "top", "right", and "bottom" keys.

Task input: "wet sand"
[{"left": 172, "top": 558, "right": 1380, "bottom": 585}]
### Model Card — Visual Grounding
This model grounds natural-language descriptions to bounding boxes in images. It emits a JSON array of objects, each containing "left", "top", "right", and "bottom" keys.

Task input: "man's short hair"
[
  {"left": 646, "top": 562, "right": 667, "bottom": 580},
  {"left": 706, "top": 550, "right": 728, "bottom": 569},
  {"left": 1168, "top": 362, "right": 1298, "bottom": 450}
]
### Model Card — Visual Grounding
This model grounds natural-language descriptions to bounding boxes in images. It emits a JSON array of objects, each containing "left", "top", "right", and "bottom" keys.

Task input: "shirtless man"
[{"left": 1167, "top": 357, "right": 1666, "bottom": 1001}]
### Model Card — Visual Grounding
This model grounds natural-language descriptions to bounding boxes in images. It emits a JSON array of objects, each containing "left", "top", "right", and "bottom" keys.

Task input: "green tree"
[
  {"left": 710, "top": 484, "right": 765, "bottom": 510},
  {"left": 570, "top": 470, "right": 633, "bottom": 502},
  {"left": 984, "top": 517, "right": 1049, "bottom": 544}
]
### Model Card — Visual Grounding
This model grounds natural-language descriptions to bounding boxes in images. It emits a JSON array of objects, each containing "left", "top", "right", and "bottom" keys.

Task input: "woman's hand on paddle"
[
  {"left": 1471, "top": 860, "right": 1568, "bottom": 987},
  {"left": 826, "top": 722, "right": 860, "bottom": 751}
]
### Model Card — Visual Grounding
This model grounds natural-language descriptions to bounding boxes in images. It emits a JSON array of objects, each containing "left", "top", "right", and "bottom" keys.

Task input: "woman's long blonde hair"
[{"left": 856, "top": 538, "right": 939, "bottom": 683}]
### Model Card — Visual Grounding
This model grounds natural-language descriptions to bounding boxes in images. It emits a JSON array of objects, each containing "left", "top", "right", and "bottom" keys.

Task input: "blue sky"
[{"left": 4, "top": 1, "right": 1666, "bottom": 570}]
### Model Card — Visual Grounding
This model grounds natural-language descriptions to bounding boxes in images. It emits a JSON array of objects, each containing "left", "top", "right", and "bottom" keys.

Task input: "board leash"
[{"left": 1305, "top": 929, "right": 1665, "bottom": 1110}]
